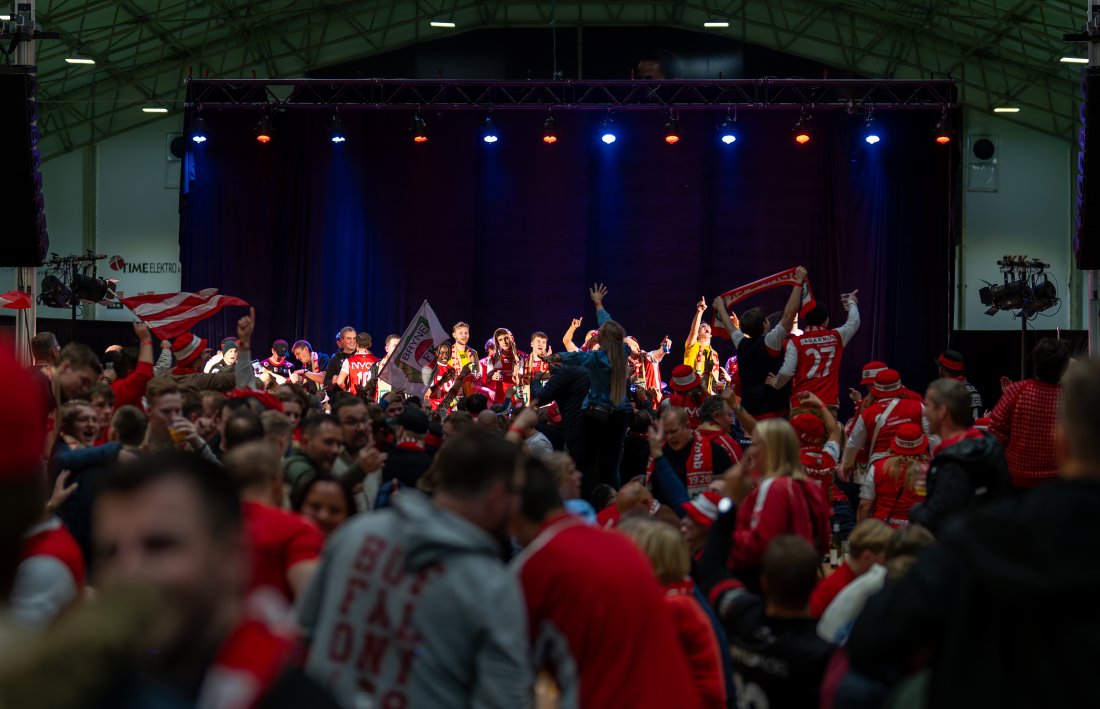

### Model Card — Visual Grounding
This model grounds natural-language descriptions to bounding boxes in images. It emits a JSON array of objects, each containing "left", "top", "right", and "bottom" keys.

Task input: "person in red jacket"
[
  {"left": 224, "top": 442, "right": 321, "bottom": 602},
  {"left": 724, "top": 418, "right": 832, "bottom": 588},
  {"left": 858, "top": 424, "right": 930, "bottom": 527},
  {"left": 107, "top": 321, "right": 158, "bottom": 410},
  {"left": 989, "top": 337, "right": 1069, "bottom": 488},
  {"left": 11, "top": 495, "right": 86, "bottom": 630},
  {"left": 623, "top": 518, "right": 728, "bottom": 709},
  {"left": 808, "top": 518, "right": 890, "bottom": 618},
  {"left": 512, "top": 459, "right": 702, "bottom": 709},
  {"left": 169, "top": 332, "right": 209, "bottom": 376},
  {"left": 842, "top": 369, "right": 929, "bottom": 475}
]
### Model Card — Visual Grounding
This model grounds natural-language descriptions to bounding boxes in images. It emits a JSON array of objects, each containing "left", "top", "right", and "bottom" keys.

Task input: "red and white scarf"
[{"left": 713, "top": 267, "right": 817, "bottom": 339}]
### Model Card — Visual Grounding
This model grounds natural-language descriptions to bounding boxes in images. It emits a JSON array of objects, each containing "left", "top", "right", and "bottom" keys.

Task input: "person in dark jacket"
[
  {"left": 378, "top": 407, "right": 433, "bottom": 502},
  {"left": 909, "top": 378, "right": 1010, "bottom": 533},
  {"left": 847, "top": 358, "right": 1100, "bottom": 709},
  {"left": 532, "top": 364, "right": 589, "bottom": 462}
]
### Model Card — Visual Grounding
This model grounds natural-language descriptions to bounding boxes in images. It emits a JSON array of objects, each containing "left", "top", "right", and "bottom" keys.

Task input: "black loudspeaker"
[
  {"left": 0, "top": 66, "right": 49, "bottom": 267},
  {"left": 1076, "top": 68, "right": 1100, "bottom": 270}
]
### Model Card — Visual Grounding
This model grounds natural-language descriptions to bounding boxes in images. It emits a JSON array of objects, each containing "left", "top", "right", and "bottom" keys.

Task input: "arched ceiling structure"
[{"left": 15, "top": 0, "right": 1087, "bottom": 160}]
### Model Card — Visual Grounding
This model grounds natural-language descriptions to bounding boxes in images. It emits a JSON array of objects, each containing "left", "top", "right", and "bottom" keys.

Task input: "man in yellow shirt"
[{"left": 684, "top": 296, "right": 719, "bottom": 394}]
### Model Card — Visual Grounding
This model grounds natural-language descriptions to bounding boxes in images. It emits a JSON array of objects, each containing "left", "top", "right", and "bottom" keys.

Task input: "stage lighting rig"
[
  {"left": 38, "top": 254, "right": 117, "bottom": 316},
  {"left": 979, "top": 256, "right": 1059, "bottom": 317}
]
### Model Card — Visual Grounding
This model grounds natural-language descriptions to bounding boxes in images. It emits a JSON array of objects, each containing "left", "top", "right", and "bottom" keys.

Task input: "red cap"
[
  {"left": 872, "top": 369, "right": 904, "bottom": 398},
  {"left": 973, "top": 417, "right": 992, "bottom": 431},
  {"left": 171, "top": 333, "right": 208, "bottom": 367},
  {"left": 681, "top": 490, "right": 723, "bottom": 528},
  {"left": 225, "top": 388, "right": 284, "bottom": 412},
  {"left": 790, "top": 413, "right": 826, "bottom": 446},
  {"left": 0, "top": 342, "right": 46, "bottom": 479},
  {"left": 936, "top": 350, "right": 965, "bottom": 375},
  {"left": 669, "top": 364, "right": 702, "bottom": 393},
  {"left": 890, "top": 423, "right": 928, "bottom": 456},
  {"left": 860, "top": 361, "right": 888, "bottom": 386}
]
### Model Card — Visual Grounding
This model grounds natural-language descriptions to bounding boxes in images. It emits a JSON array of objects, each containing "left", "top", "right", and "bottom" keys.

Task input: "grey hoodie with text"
[{"left": 296, "top": 491, "right": 531, "bottom": 709}]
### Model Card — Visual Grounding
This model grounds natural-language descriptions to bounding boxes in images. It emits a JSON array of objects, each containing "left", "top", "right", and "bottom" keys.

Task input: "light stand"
[{"left": 979, "top": 256, "right": 1061, "bottom": 379}]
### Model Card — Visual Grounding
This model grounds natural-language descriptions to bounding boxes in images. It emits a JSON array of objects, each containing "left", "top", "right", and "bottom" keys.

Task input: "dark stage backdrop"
[{"left": 180, "top": 108, "right": 958, "bottom": 416}]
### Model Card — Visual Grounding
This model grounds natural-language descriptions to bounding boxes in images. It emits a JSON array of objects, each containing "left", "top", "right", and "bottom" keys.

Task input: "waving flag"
[
  {"left": 118, "top": 288, "right": 249, "bottom": 339},
  {"left": 379, "top": 301, "right": 450, "bottom": 397},
  {"left": 0, "top": 290, "right": 32, "bottom": 310},
  {"left": 712, "top": 268, "right": 816, "bottom": 339}
]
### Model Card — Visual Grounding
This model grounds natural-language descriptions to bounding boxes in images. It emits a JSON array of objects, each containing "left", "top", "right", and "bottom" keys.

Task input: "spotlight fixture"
[
  {"left": 329, "top": 114, "right": 347, "bottom": 144},
  {"left": 600, "top": 117, "right": 617, "bottom": 144},
  {"left": 863, "top": 115, "right": 880, "bottom": 145},
  {"left": 542, "top": 115, "right": 558, "bottom": 144},
  {"left": 190, "top": 115, "right": 208, "bottom": 144},
  {"left": 717, "top": 115, "right": 738, "bottom": 145},
  {"left": 481, "top": 114, "right": 499, "bottom": 144},
  {"left": 410, "top": 113, "right": 430, "bottom": 143},
  {"left": 38, "top": 274, "right": 73, "bottom": 309},
  {"left": 933, "top": 111, "right": 954, "bottom": 145},
  {"left": 979, "top": 257, "right": 1058, "bottom": 317},
  {"left": 664, "top": 117, "right": 681, "bottom": 145},
  {"left": 793, "top": 113, "right": 812, "bottom": 145},
  {"left": 71, "top": 273, "right": 114, "bottom": 302},
  {"left": 255, "top": 113, "right": 273, "bottom": 144}
]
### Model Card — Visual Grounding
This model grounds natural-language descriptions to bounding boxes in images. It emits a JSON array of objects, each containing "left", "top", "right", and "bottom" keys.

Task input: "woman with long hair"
[
  {"left": 541, "top": 284, "right": 631, "bottom": 494},
  {"left": 723, "top": 418, "right": 832, "bottom": 586},
  {"left": 857, "top": 424, "right": 929, "bottom": 528}
]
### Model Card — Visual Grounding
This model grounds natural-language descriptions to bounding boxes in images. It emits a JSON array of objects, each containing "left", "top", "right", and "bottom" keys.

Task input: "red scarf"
[
  {"left": 713, "top": 267, "right": 817, "bottom": 339},
  {"left": 197, "top": 617, "right": 295, "bottom": 709}
]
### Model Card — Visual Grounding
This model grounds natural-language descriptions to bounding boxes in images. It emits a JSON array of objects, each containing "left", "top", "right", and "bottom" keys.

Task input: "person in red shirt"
[
  {"left": 623, "top": 518, "right": 728, "bottom": 709},
  {"left": 769, "top": 291, "right": 860, "bottom": 409},
  {"left": 512, "top": 460, "right": 703, "bottom": 709},
  {"left": 858, "top": 424, "right": 929, "bottom": 527},
  {"left": 842, "top": 369, "right": 930, "bottom": 475},
  {"left": 989, "top": 337, "right": 1069, "bottom": 488},
  {"left": 11, "top": 506, "right": 86, "bottom": 630},
  {"left": 482, "top": 328, "right": 527, "bottom": 403},
  {"left": 334, "top": 332, "right": 380, "bottom": 396},
  {"left": 808, "top": 518, "right": 890, "bottom": 618},
  {"left": 224, "top": 442, "right": 322, "bottom": 602},
  {"left": 667, "top": 365, "right": 707, "bottom": 428}
]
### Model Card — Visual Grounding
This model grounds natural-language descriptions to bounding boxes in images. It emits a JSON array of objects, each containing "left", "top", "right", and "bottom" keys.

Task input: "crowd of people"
[{"left": 1, "top": 266, "right": 1097, "bottom": 709}]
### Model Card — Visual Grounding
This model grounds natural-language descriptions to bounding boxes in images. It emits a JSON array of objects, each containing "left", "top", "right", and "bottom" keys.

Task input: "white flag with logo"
[{"left": 378, "top": 300, "right": 450, "bottom": 397}]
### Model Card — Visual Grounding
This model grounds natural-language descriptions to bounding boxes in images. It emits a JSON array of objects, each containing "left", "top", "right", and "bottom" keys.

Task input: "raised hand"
[
  {"left": 589, "top": 283, "right": 608, "bottom": 305},
  {"left": 132, "top": 321, "right": 151, "bottom": 341},
  {"left": 696, "top": 296, "right": 707, "bottom": 313},
  {"left": 237, "top": 307, "right": 256, "bottom": 346},
  {"left": 47, "top": 470, "right": 78, "bottom": 513},
  {"left": 797, "top": 391, "right": 825, "bottom": 409},
  {"left": 570, "top": 317, "right": 583, "bottom": 329},
  {"left": 845, "top": 289, "right": 859, "bottom": 306},
  {"left": 795, "top": 266, "right": 808, "bottom": 283}
]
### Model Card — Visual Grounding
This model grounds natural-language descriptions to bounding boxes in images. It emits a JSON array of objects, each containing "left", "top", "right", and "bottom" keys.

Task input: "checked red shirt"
[{"left": 989, "top": 379, "right": 1060, "bottom": 487}]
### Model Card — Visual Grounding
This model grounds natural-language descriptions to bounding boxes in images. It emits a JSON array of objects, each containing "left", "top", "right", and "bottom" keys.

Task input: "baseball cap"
[
  {"left": 397, "top": 407, "right": 429, "bottom": 435},
  {"left": 272, "top": 339, "right": 289, "bottom": 356}
]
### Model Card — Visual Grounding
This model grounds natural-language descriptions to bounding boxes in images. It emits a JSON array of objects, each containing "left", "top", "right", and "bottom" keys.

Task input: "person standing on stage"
[
  {"left": 768, "top": 290, "right": 860, "bottom": 409},
  {"left": 685, "top": 297, "right": 720, "bottom": 394},
  {"left": 450, "top": 322, "right": 479, "bottom": 377}
]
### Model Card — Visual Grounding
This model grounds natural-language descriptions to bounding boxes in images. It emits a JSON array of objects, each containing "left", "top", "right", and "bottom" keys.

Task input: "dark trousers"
[{"left": 575, "top": 409, "right": 629, "bottom": 499}]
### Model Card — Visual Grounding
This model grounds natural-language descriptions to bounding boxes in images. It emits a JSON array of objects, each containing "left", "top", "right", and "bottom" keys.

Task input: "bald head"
[
  {"left": 616, "top": 481, "right": 655, "bottom": 515},
  {"left": 476, "top": 409, "right": 499, "bottom": 433}
]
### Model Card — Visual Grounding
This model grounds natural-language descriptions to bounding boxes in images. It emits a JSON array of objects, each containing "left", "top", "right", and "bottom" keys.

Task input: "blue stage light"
[
  {"left": 191, "top": 116, "right": 207, "bottom": 144},
  {"left": 717, "top": 118, "right": 738, "bottom": 145},
  {"left": 482, "top": 115, "right": 499, "bottom": 144},
  {"left": 599, "top": 117, "right": 616, "bottom": 144},
  {"left": 865, "top": 133, "right": 881, "bottom": 145},
  {"left": 330, "top": 115, "right": 346, "bottom": 144}
]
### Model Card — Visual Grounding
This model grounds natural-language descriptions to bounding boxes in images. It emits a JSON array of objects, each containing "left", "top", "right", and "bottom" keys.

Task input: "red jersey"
[
  {"left": 515, "top": 513, "right": 702, "bottom": 709},
  {"left": 731, "top": 476, "right": 832, "bottom": 569},
  {"left": 344, "top": 352, "right": 380, "bottom": 395},
  {"left": 483, "top": 349, "right": 528, "bottom": 402},
  {"left": 663, "top": 579, "right": 728, "bottom": 708},
  {"left": 22, "top": 517, "right": 86, "bottom": 589},
  {"left": 860, "top": 456, "right": 928, "bottom": 528},
  {"left": 848, "top": 396, "right": 925, "bottom": 465},
  {"left": 809, "top": 562, "right": 857, "bottom": 619},
  {"left": 667, "top": 391, "right": 707, "bottom": 429},
  {"left": 788, "top": 327, "right": 846, "bottom": 406},
  {"left": 241, "top": 501, "right": 323, "bottom": 602}
]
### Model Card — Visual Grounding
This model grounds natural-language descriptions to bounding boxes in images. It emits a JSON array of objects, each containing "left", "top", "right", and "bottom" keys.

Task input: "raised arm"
[
  {"left": 779, "top": 266, "right": 808, "bottom": 334},
  {"left": 589, "top": 283, "right": 613, "bottom": 327},
  {"left": 562, "top": 317, "right": 582, "bottom": 353},
  {"left": 686, "top": 296, "right": 706, "bottom": 347},
  {"left": 712, "top": 297, "right": 744, "bottom": 348}
]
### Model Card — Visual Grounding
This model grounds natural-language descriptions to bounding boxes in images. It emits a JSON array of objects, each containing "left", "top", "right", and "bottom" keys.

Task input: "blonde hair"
[
  {"left": 619, "top": 518, "right": 690, "bottom": 585},
  {"left": 847, "top": 518, "right": 892, "bottom": 556},
  {"left": 884, "top": 455, "right": 927, "bottom": 491},
  {"left": 753, "top": 418, "right": 806, "bottom": 481}
]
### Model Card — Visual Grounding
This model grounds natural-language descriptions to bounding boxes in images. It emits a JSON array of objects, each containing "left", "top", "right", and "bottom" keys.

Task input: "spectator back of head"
[
  {"left": 224, "top": 407, "right": 264, "bottom": 450},
  {"left": 224, "top": 441, "right": 281, "bottom": 492},
  {"left": 428, "top": 427, "right": 521, "bottom": 498},
  {"left": 762, "top": 535, "right": 819, "bottom": 608},
  {"left": 112, "top": 405, "right": 148, "bottom": 447},
  {"left": 1061, "top": 358, "right": 1100, "bottom": 472},
  {"left": 1033, "top": 337, "right": 1070, "bottom": 384}
]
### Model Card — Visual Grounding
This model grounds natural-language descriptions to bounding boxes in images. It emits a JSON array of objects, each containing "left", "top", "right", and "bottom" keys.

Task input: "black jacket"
[
  {"left": 848, "top": 478, "right": 1100, "bottom": 709},
  {"left": 537, "top": 364, "right": 589, "bottom": 452},
  {"left": 382, "top": 444, "right": 434, "bottom": 489},
  {"left": 909, "top": 432, "right": 1010, "bottom": 534}
]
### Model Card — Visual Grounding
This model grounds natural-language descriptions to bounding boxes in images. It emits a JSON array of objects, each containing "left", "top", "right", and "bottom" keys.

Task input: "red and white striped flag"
[
  {"left": 118, "top": 288, "right": 249, "bottom": 339},
  {"left": 0, "top": 290, "right": 32, "bottom": 310}
]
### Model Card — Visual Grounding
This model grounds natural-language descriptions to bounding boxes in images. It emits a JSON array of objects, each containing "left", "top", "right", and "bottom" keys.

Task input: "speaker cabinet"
[{"left": 0, "top": 66, "right": 49, "bottom": 267}]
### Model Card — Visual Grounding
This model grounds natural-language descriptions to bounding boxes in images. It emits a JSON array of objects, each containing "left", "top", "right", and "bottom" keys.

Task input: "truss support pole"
[{"left": 13, "top": 0, "right": 38, "bottom": 365}]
